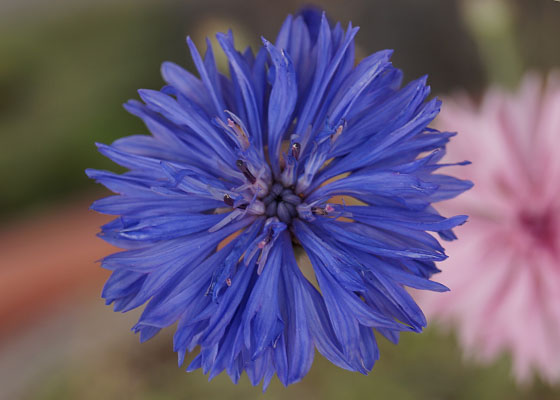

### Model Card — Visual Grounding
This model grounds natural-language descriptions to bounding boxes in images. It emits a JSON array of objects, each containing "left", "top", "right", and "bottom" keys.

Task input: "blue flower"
[{"left": 87, "top": 8, "right": 472, "bottom": 389}]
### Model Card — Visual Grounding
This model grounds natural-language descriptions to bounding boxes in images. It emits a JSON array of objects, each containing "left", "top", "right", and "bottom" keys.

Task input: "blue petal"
[
  {"left": 298, "top": 7, "right": 323, "bottom": 43},
  {"left": 345, "top": 205, "right": 468, "bottom": 232},
  {"left": 308, "top": 219, "right": 447, "bottom": 261},
  {"left": 216, "top": 33, "right": 263, "bottom": 152},
  {"left": 91, "top": 194, "right": 221, "bottom": 217},
  {"left": 100, "top": 213, "right": 225, "bottom": 243},
  {"left": 138, "top": 88, "right": 234, "bottom": 164},
  {"left": 306, "top": 170, "right": 439, "bottom": 203},
  {"left": 186, "top": 37, "right": 227, "bottom": 119},
  {"left": 278, "top": 234, "right": 315, "bottom": 384},
  {"left": 262, "top": 38, "right": 297, "bottom": 176},
  {"left": 282, "top": 240, "right": 353, "bottom": 372},
  {"left": 160, "top": 61, "right": 214, "bottom": 113},
  {"left": 326, "top": 49, "right": 392, "bottom": 128},
  {"left": 242, "top": 240, "right": 284, "bottom": 360}
]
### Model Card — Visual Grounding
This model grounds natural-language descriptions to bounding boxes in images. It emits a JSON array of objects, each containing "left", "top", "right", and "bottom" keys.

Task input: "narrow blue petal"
[
  {"left": 86, "top": 169, "right": 157, "bottom": 196},
  {"left": 358, "top": 325, "right": 379, "bottom": 371},
  {"left": 344, "top": 205, "right": 468, "bottom": 232},
  {"left": 242, "top": 241, "right": 284, "bottom": 360},
  {"left": 209, "top": 218, "right": 264, "bottom": 301},
  {"left": 364, "top": 270, "right": 427, "bottom": 331},
  {"left": 138, "top": 244, "right": 233, "bottom": 330},
  {"left": 421, "top": 174, "right": 474, "bottom": 202},
  {"left": 298, "top": 6, "right": 323, "bottom": 44},
  {"left": 216, "top": 33, "right": 263, "bottom": 151},
  {"left": 279, "top": 234, "right": 315, "bottom": 384},
  {"left": 91, "top": 194, "right": 221, "bottom": 217},
  {"left": 100, "top": 213, "right": 225, "bottom": 242},
  {"left": 201, "top": 258, "right": 256, "bottom": 347},
  {"left": 160, "top": 61, "right": 214, "bottom": 112},
  {"left": 326, "top": 49, "right": 392, "bottom": 127},
  {"left": 263, "top": 38, "right": 297, "bottom": 176},
  {"left": 138, "top": 89, "right": 234, "bottom": 163},
  {"left": 321, "top": 85, "right": 439, "bottom": 180},
  {"left": 310, "top": 259, "right": 382, "bottom": 373},
  {"left": 102, "top": 269, "right": 145, "bottom": 306},
  {"left": 186, "top": 37, "right": 227, "bottom": 118},
  {"left": 282, "top": 243, "right": 353, "bottom": 372},
  {"left": 306, "top": 170, "right": 439, "bottom": 203},
  {"left": 309, "top": 219, "right": 447, "bottom": 261},
  {"left": 243, "top": 46, "right": 268, "bottom": 128},
  {"left": 294, "top": 222, "right": 366, "bottom": 292},
  {"left": 293, "top": 13, "right": 332, "bottom": 137}
]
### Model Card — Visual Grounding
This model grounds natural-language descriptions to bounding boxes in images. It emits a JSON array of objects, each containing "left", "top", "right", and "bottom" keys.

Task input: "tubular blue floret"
[{"left": 87, "top": 7, "right": 471, "bottom": 390}]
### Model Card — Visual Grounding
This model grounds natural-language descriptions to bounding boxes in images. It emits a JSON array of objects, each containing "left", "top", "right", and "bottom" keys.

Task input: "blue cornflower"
[{"left": 87, "top": 8, "right": 471, "bottom": 389}]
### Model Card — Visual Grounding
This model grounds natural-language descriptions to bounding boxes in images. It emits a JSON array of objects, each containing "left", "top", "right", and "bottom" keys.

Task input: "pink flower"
[{"left": 419, "top": 72, "right": 560, "bottom": 383}]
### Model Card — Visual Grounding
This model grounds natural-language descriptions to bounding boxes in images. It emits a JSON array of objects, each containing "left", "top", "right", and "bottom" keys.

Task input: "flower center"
[
  {"left": 518, "top": 208, "right": 558, "bottom": 254},
  {"left": 262, "top": 182, "right": 302, "bottom": 224}
]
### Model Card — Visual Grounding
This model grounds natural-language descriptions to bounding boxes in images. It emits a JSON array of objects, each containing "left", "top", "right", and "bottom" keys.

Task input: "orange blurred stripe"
[{"left": 0, "top": 195, "right": 117, "bottom": 341}]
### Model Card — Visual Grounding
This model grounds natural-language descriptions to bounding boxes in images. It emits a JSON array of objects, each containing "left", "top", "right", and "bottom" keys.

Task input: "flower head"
[
  {"left": 418, "top": 72, "right": 560, "bottom": 384},
  {"left": 87, "top": 9, "right": 470, "bottom": 389}
]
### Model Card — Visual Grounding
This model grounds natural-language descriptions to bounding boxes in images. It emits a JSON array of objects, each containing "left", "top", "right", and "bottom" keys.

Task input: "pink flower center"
[{"left": 518, "top": 208, "right": 558, "bottom": 254}]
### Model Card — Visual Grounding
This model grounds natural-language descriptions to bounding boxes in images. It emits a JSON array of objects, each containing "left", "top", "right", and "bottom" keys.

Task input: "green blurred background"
[{"left": 0, "top": 0, "right": 559, "bottom": 399}]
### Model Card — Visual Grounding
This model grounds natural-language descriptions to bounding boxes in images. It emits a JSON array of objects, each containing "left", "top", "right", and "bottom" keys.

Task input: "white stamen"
[{"left": 330, "top": 124, "right": 344, "bottom": 144}]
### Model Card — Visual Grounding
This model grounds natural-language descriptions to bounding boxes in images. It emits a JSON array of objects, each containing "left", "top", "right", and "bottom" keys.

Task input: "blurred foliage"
[
  {"left": 22, "top": 326, "right": 559, "bottom": 400},
  {"left": 0, "top": 3, "right": 192, "bottom": 219},
  {"left": 461, "top": 0, "right": 523, "bottom": 89}
]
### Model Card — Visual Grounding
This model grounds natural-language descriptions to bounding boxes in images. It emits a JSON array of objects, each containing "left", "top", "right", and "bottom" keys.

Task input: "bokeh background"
[{"left": 1, "top": 0, "right": 559, "bottom": 399}]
